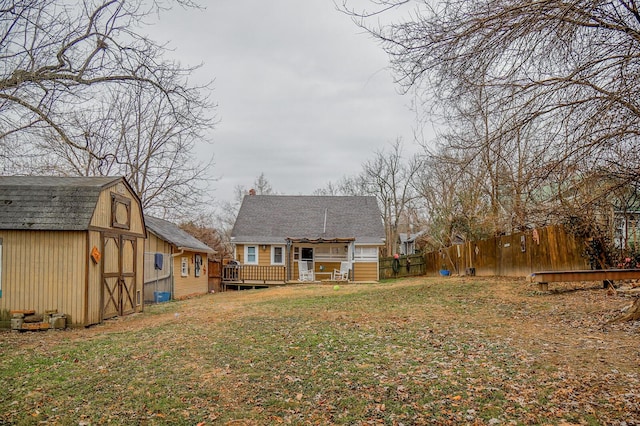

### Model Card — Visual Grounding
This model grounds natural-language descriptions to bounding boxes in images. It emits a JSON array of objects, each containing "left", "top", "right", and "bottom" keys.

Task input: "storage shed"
[
  {"left": 144, "top": 216, "right": 215, "bottom": 302},
  {"left": 0, "top": 176, "right": 146, "bottom": 328}
]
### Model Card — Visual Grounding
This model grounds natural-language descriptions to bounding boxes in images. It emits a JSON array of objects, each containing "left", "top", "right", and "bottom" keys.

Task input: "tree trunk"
[{"left": 608, "top": 298, "right": 640, "bottom": 323}]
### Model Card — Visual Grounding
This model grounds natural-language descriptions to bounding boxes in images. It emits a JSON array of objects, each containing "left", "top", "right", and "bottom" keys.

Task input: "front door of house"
[
  {"left": 300, "top": 247, "right": 314, "bottom": 270},
  {"left": 102, "top": 233, "right": 137, "bottom": 320}
]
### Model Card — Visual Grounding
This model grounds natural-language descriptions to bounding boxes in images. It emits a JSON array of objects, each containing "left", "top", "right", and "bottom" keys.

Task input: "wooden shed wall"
[
  {"left": 122, "top": 236, "right": 145, "bottom": 315},
  {"left": 89, "top": 180, "right": 145, "bottom": 322},
  {"left": 145, "top": 232, "right": 172, "bottom": 255},
  {"left": 0, "top": 230, "right": 87, "bottom": 325},
  {"left": 136, "top": 240, "right": 145, "bottom": 309},
  {"left": 143, "top": 232, "right": 173, "bottom": 301},
  {"left": 173, "top": 251, "right": 209, "bottom": 299},
  {"left": 86, "top": 230, "right": 102, "bottom": 326},
  {"left": 90, "top": 180, "right": 145, "bottom": 236}
]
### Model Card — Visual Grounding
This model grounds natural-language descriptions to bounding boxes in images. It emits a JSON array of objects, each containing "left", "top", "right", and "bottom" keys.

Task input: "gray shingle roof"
[
  {"left": 231, "top": 195, "right": 385, "bottom": 244},
  {"left": 0, "top": 176, "right": 123, "bottom": 230},
  {"left": 399, "top": 231, "right": 425, "bottom": 243},
  {"left": 146, "top": 216, "right": 215, "bottom": 254}
]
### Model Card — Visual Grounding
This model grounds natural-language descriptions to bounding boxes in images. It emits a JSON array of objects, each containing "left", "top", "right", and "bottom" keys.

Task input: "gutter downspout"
[{"left": 170, "top": 248, "right": 185, "bottom": 299}]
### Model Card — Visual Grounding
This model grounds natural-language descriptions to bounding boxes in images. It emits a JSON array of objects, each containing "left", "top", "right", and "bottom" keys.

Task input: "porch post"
[
  {"left": 349, "top": 240, "right": 355, "bottom": 282},
  {"left": 286, "top": 238, "right": 292, "bottom": 282}
]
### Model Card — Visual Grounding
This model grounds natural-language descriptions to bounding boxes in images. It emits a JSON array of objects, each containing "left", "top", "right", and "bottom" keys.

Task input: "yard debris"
[
  {"left": 607, "top": 297, "right": 640, "bottom": 324},
  {"left": 9, "top": 310, "right": 66, "bottom": 331}
]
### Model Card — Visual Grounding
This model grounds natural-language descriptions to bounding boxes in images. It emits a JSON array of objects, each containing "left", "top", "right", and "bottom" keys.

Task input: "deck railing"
[{"left": 222, "top": 264, "right": 287, "bottom": 283}]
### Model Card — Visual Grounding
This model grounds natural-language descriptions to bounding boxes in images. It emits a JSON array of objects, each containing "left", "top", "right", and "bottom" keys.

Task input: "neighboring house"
[
  {"left": 0, "top": 176, "right": 146, "bottom": 328},
  {"left": 230, "top": 195, "right": 385, "bottom": 282},
  {"left": 144, "top": 216, "right": 215, "bottom": 301},
  {"left": 398, "top": 231, "right": 425, "bottom": 255},
  {"left": 613, "top": 208, "right": 640, "bottom": 251}
]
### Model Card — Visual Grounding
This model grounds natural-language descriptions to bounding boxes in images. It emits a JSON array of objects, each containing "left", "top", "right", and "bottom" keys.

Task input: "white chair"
[
  {"left": 298, "top": 261, "right": 315, "bottom": 282},
  {"left": 332, "top": 261, "right": 350, "bottom": 281}
]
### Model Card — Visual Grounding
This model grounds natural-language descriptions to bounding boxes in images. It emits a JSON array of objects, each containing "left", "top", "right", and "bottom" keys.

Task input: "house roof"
[
  {"left": 0, "top": 176, "right": 126, "bottom": 231},
  {"left": 145, "top": 216, "right": 215, "bottom": 254},
  {"left": 231, "top": 195, "right": 385, "bottom": 245},
  {"left": 399, "top": 231, "right": 426, "bottom": 244}
]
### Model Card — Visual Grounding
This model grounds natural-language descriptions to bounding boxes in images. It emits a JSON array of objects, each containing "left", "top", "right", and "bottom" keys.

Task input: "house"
[
  {"left": 144, "top": 216, "right": 215, "bottom": 301},
  {"left": 230, "top": 195, "right": 385, "bottom": 283},
  {"left": 0, "top": 176, "right": 146, "bottom": 328},
  {"left": 398, "top": 231, "right": 426, "bottom": 255}
]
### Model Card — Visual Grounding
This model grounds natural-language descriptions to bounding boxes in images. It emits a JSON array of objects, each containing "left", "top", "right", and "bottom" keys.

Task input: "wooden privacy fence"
[
  {"left": 424, "top": 225, "right": 590, "bottom": 277},
  {"left": 208, "top": 259, "right": 222, "bottom": 293},
  {"left": 379, "top": 253, "right": 425, "bottom": 279}
]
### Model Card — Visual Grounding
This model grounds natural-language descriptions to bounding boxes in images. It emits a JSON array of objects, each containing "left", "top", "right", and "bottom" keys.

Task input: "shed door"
[{"left": 102, "top": 233, "right": 138, "bottom": 320}]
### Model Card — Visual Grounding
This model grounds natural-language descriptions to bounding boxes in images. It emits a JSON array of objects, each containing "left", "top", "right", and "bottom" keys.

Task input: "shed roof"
[
  {"left": 231, "top": 195, "right": 385, "bottom": 245},
  {"left": 0, "top": 176, "right": 126, "bottom": 231},
  {"left": 145, "top": 216, "right": 215, "bottom": 254}
]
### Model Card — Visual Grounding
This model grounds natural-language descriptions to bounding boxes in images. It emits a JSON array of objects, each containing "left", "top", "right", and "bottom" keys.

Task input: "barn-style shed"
[{"left": 0, "top": 176, "right": 146, "bottom": 328}]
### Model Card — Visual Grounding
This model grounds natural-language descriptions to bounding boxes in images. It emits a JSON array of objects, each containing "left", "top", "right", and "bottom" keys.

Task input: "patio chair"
[
  {"left": 332, "top": 261, "right": 350, "bottom": 281},
  {"left": 298, "top": 261, "right": 315, "bottom": 282}
]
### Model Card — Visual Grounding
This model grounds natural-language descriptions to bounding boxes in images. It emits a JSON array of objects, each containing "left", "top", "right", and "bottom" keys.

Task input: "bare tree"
[
  {"left": 318, "top": 140, "right": 423, "bottom": 256},
  {"left": 414, "top": 146, "right": 493, "bottom": 251},
  {"left": 0, "top": 0, "right": 205, "bottom": 162},
  {"left": 180, "top": 214, "right": 233, "bottom": 259},
  {"left": 342, "top": 0, "right": 640, "bottom": 229},
  {"left": 313, "top": 180, "right": 342, "bottom": 196},
  {"left": 253, "top": 172, "right": 274, "bottom": 195},
  {"left": 362, "top": 140, "right": 424, "bottom": 255},
  {"left": 28, "top": 69, "right": 215, "bottom": 219},
  {"left": 431, "top": 82, "right": 555, "bottom": 235},
  {"left": 213, "top": 174, "right": 277, "bottom": 252}
]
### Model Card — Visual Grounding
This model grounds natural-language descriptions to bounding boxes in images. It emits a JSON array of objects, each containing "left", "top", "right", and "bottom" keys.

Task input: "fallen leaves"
[{"left": 1, "top": 277, "right": 639, "bottom": 424}]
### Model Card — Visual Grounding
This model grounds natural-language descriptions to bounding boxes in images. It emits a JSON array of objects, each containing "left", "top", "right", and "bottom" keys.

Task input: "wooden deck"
[
  {"left": 222, "top": 281, "right": 290, "bottom": 291},
  {"left": 221, "top": 278, "right": 346, "bottom": 291},
  {"left": 221, "top": 264, "right": 349, "bottom": 291},
  {"left": 531, "top": 269, "right": 640, "bottom": 291},
  {"left": 222, "top": 264, "right": 286, "bottom": 283}
]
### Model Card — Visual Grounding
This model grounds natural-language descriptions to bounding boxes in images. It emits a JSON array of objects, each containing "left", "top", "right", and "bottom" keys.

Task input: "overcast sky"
[{"left": 153, "top": 1, "right": 424, "bottom": 204}]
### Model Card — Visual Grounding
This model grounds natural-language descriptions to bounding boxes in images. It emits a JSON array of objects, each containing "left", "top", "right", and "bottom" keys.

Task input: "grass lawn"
[{"left": 1, "top": 277, "right": 639, "bottom": 425}]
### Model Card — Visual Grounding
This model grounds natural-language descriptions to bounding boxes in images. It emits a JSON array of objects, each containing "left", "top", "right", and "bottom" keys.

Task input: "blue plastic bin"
[{"left": 154, "top": 291, "right": 171, "bottom": 303}]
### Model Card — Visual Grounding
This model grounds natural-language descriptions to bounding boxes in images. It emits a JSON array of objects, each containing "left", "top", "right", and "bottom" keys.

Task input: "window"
[
  {"left": 245, "top": 246, "right": 258, "bottom": 264},
  {"left": 354, "top": 246, "right": 378, "bottom": 261},
  {"left": 181, "top": 257, "right": 188, "bottom": 277},
  {"left": 315, "top": 244, "right": 348, "bottom": 261},
  {"left": 110, "top": 193, "right": 131, "bottom": 230},
  {"left": 194, "top": 254, "right": 202, "bottom": 277},
  {"left": 300, "top": 247, "right": 313, "bottom": 262},
  {"left": 614, "top": 212, "right": 640, "bottom": 249},
  {"left": 272, "top": 246, "right": 284, "bottom": 265}
]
